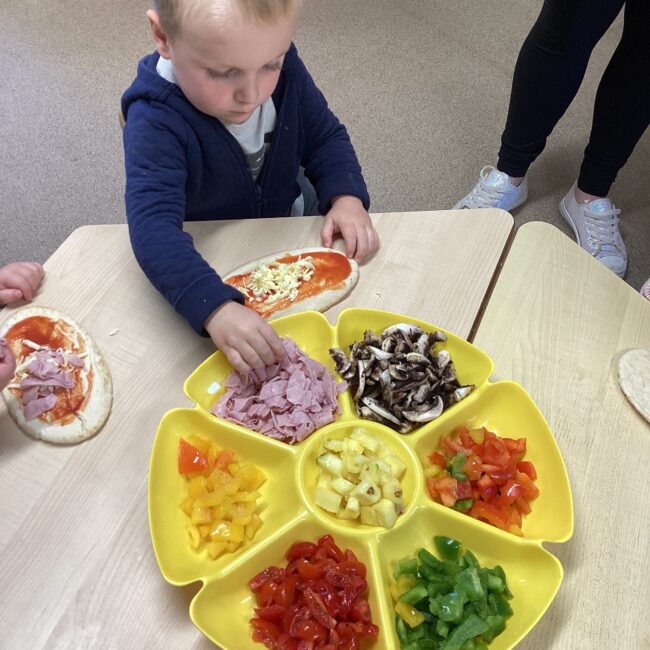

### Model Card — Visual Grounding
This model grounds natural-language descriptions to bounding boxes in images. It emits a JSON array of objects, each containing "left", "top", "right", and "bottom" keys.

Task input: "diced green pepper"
[
  {"left": 448, "top": 453, "right": 467, "bottom": 481},
  {"left": 419, "top": 548, "right": 445, "bottom": 570},
  {"left": 460, "top": 550, "right": 479, "bottom": 569},
  {"left": 441, "top": 613, "right": 488, "bottom": 650},
  {"left": 434, "top": 536, "right": 462, "bottom": 562},
  {"left": 396, "top": 615, "right": 410, "bottom": 644},
  {"left": 492, "top": 565, "right": 513, "bottom": 598},
  {"left": 401, "top": 584, "right": 429, "bottom": 606},
  {"left": 437, "top": 591, "right": 466, "bottom": 623},
  {"left": 455, "top": 568, "right": 485, "bottom": 601},
  {"left": 488, "top": 593, "right": 513, "bottom": 617},
  {"left": 436, "top": 618, "right": 449, "bottom": 638},
  {"left": 481, "top": 615, "right": 506, "bottom": 643},
  {"left": 486, "top": 572, "right": 504, "bottom": 594},
  {"left": 395, "top": 558, "right": 420, "bottom": 578},
  {"left": 453, "top": 498, "right": 473, "bottom": 512}
]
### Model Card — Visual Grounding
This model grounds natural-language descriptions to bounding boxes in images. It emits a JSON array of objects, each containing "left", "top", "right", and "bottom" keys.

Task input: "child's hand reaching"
[
  {"left": 0, "top": 339, "right": 16, "bottom": 391},
  {"left": 0, "top": 262, "right": 44, "bottom": 304},
  {"left": 204, "top": 300, "right": 286, "bottom": 374},
  {"left": 320, "top": 195, "right": 379, "bottom": 263}
]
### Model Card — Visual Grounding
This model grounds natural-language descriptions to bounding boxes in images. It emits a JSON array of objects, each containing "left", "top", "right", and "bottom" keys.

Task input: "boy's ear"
[{"left": 147, "top": 9, "right": 172, "bottom": 59}]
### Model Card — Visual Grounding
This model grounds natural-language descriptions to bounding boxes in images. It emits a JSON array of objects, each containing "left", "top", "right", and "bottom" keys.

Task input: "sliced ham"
[
  {"left": 213, "top": 338, "right": 346, "bottom": 444},
  {"left": 23, "top": 393, "right": 59, "bottom": 421}
]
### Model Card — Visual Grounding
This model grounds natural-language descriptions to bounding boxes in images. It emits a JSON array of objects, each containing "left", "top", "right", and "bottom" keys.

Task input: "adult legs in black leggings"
[
  {"left": 578, "top": 1, "right": 650, "bottom": 196},
  {"left": 497, "top": 0, "right": 630, "bottom": 184}
]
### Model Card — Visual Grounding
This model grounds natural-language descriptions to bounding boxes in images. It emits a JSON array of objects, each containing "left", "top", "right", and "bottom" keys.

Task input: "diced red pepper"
[{"left": 178, "top": 438, "right": 208, "bottom": 475}]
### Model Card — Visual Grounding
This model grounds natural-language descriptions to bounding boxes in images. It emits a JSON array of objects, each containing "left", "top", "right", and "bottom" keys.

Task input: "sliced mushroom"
[{"left": 402, "top": 396, "right": 444, "bottom": 422}]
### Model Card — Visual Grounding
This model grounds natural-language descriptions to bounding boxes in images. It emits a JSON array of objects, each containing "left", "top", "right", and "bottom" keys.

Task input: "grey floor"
[{"left": 2, "top": 0, "right": 648, "bottom": 290}]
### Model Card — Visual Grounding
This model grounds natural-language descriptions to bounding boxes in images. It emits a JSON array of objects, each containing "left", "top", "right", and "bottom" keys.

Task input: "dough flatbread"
[
  {"left": 223, "top": 247, "right": 359, "bottom": 319},
  {"left": 618, "top": 349, "right": 650, "bottom": 425},
  {"left": 0, "top": 306, "right": 113, "bottom": 443}
]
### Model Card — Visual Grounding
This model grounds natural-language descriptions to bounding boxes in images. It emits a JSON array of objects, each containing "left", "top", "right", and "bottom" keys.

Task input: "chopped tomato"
[
  {"left": 426, "top": 426, "right": 539, "bottom": 535},
  {"left": 248, "top": 535, "right": 377, "bottom": 648},
  {"left": 517, "top": 460, "right": 537, "bottom": 480},
  {"left": 178, "top": 438, "right": 208, "bottom": 475}
]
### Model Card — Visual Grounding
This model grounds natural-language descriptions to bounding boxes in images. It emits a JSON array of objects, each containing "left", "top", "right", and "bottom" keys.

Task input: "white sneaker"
[
  {"left": 559, "top": 183, "right": 627, "bottom": 278},
  {"left": 453, "top": 166, "right": 528, "bottom": 211}
]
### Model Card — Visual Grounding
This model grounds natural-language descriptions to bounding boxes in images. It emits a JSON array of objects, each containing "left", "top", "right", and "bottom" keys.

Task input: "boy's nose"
[{"left": 234, "top": 78, "right": 259, "bottom": 106}]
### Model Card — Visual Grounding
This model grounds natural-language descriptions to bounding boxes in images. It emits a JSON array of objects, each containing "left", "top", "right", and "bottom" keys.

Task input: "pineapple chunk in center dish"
[{"left": 314, "top": 427, "right": 407, "bottom": 528}]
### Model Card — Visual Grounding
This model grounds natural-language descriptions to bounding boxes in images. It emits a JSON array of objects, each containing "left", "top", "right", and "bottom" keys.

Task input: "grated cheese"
[{"left": 242, "top": 256, "right": 315, "bottom": 305}]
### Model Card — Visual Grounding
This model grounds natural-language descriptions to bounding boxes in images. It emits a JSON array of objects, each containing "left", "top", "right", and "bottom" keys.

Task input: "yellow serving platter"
[{"left": 148, "top": 308, "right": 573, "bottom": 649}]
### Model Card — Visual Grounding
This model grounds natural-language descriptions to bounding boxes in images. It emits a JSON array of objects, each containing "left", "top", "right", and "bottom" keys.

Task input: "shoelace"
[
  {"left": 462, "top": 166, "right": 510, "bottom": 208},
  {"left": 583, "top": 204, "right": 624, "bottom": 256}
]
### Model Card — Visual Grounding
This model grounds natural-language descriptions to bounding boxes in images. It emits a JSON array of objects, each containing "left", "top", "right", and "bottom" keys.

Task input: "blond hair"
[{"left": 154, "top": 0, "right": 299, "bottom": 38}]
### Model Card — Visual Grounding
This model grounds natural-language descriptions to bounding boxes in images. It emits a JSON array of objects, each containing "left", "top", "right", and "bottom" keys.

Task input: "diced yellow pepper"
[
  {"left": 206, "top": 541, "right": 228, "bottom": 559},
  {"left": 469, "top": 427, "right": 485, "bottom": 443},
  {"left": 231, "top": 503, "right": 254, "bottom": 526},
  {"left": 187, "top": 525, "right": 201, "bottom": 549},
  {"left": 187, "top": 434, "right": 211, "bottom": 455},
  {"left": 191, "top": 505, "right": 212, "bottom": 525},
  {"left": 396, "top": 574, "right": 417, "bottom": 595},
  {"left": 188, "top": 475, "right": 209, "bottom": 498},
  {"left": 236, "top": 490, "right": 261, "bottom": 503},
  {"left": 395, "top": 601, "right": 425, "bottom": 628},
  {"left": 245, "top": 514, "right": 262, "bottom": 540},
  {"left": 179, "top": 497, "right": 194, "bottom": 516}
]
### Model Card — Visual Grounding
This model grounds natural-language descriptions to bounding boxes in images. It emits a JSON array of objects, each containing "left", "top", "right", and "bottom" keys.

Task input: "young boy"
[
  {"left": 0, "top": 262, "right": 44, "bottom": 390},
  {"left": 121, "top": 0, "right": 379, "bottom": 374}
]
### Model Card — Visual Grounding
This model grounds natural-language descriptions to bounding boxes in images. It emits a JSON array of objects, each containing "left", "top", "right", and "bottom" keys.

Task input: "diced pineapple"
[
  {"left": 331, "top": 477, "right": 355, "bottom": 495},
  {"left": 198, "top": 524, "right": 212, "bottom": 539},
  {"left": 383, "top": 454, "right": 407, "bottom": 479},
  {"left": 226, "top": 541, "right": 240, "bottom": 552},
  {"left": 373, "top": 498, "right": 398, "bottom": 528},
  {"left": 324, "top": 438, "right": 345, "bottom": 452},
  {"left": 318, "top": 473, "right": 332, "bottom": 489},
  {"left": 337, "top": 496, "right": 360, "bottom": 519},
  {"left": 350, "top": 428, "right": 380, "bottom": 453},
  {"left": 342, "top": 452, "right": 366, "bottom": 475},
  {"left": 343, "top": 438, "right": 364, "bottom": 455},
  {"left": 317, "top": 453, "right": 344, "bottom": 476},
  {"left": 234, "top": 490, "right": 261, "bottom": 502},
  {"left": 314, "top": 486, "right": 342, "bottom": 513},
  {"left": 352, "top": 478, "right": 381, "bottom": 505},
  {"left": 360, "top": 506, "right": 378, "bottom": 526},
  {"left": 179, "top": 496, "right": 194, "bottom": 516}
]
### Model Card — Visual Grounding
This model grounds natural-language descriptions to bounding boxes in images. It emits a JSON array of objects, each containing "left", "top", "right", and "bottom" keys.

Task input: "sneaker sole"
[{"left": 559, "top": 197, "right": 626, "bottom": 278}]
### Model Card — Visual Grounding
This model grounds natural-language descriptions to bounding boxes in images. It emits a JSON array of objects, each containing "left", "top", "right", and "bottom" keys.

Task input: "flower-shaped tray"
[{"left": 148, "top": 309, "right": 573, "bottom": 649}]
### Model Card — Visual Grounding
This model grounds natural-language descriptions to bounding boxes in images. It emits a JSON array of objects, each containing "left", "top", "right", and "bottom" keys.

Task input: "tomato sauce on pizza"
[
  {"left": 4, "top": 315, "right": 93, "bottom": 424},
  {"left": 226, "top": 251, "right": 353, "bottom": 318}
]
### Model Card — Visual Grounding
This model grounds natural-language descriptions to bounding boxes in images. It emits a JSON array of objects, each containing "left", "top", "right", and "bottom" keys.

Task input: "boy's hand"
[
  {"left": 204, "top": 300, "right": 286, "bottom": 374},
  {"left": 0, "top": 339, "right": 16, "bottom": 391},
  {"left": 0, "top": 262, "right": 45, "bottom": 304},
  {"left": 320, "top": 196, "right": 379, "bottom": 263}
]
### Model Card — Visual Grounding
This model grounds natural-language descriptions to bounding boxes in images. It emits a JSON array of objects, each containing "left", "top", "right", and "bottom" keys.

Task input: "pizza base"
[
  {"left": 223, "top": 247, "right": 359, "bottom": 319},
  {"left": 618, "top": 349, "right": 650, "bottom": 425},
  {"left": 0, "top": 306, "right": 113, "bottom": 444}
]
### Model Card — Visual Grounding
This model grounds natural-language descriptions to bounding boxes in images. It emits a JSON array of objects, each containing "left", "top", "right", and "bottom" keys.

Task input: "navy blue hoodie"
[{"left": 121, "top": 45, "right": 369, "bottom": 335}]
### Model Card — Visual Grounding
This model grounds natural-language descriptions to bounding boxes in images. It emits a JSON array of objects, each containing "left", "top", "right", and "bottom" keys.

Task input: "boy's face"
[{"left": 149, "top": 7, "right": 296, "bottom": 124}]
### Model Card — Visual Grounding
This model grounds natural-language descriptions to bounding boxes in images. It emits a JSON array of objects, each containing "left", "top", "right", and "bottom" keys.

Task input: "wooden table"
[
  {"left": 0, "top": 209, "right": 513, "bottom": 649},
  {"left": 473, "top": 222, "right": 650, "bottom": 649}
]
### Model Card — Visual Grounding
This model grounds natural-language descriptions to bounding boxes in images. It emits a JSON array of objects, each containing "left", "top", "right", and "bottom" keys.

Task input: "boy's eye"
[
  {"left": 263, "top": 62, "right": 282, "bottom": 73},
  {"left": 206, "top": 68, "right": 237, "bottom": 80}
]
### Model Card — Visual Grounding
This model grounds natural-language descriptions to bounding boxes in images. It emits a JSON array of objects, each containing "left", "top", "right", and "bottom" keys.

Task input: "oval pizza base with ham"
[
  {"left": 223, "top": 247, "right": 359, "bottom": 320},
  {"left": 0, "top": 306, "right": 113, "bottom": 444}
]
